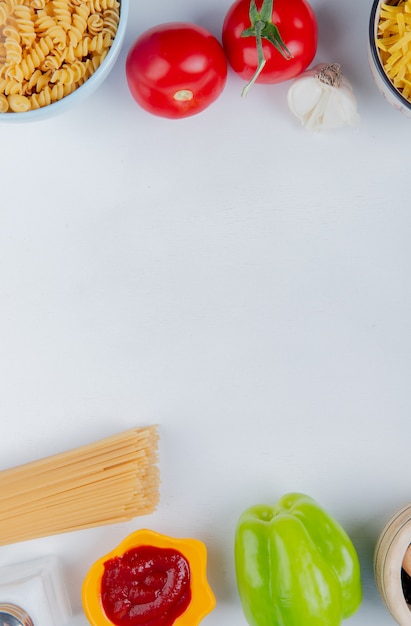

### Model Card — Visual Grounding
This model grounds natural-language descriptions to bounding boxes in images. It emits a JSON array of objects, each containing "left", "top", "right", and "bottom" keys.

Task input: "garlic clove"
[
  {"left": 287, "top": 75, "right": 324, "bottom": 118},
  {"left": 287, "top": 63, "right": 359, "bottom": 132},
  {"left": 319, "top": 85, "right": 357, "bottom": 130}
]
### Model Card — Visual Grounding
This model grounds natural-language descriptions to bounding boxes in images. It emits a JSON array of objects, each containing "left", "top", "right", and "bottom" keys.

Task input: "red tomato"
[
  {"left": 126, "top": 23, "right": 228, "bottom": 119},
  {"left": 222, "top": 0, "right": 318, "bottom": 85}
]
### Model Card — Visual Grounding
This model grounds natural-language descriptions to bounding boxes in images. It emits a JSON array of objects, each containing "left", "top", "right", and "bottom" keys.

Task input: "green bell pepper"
[{"left": 235, "top": 492, "right": 362, "bottom": 626}]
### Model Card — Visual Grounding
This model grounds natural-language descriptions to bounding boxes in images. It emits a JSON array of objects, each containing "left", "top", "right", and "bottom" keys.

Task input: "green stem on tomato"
[
  {"left": 241, "top": 19, "right": 267, "bottom": 98},
  {"left": 241, "top": 0, "right": 294, "bottom": 98}
]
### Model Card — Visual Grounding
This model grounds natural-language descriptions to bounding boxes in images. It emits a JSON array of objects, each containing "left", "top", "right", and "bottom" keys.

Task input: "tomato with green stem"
[
  {"left": 222, "top": 0, "right": 318, "bottom": 96},
  {"left": 126, "top": 23, "right": 228, "bottom": 119}
]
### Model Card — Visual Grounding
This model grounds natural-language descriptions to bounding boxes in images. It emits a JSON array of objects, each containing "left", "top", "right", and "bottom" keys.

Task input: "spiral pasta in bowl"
[{"left": 0, "top": 0, "right": 128, "bottom": 121}]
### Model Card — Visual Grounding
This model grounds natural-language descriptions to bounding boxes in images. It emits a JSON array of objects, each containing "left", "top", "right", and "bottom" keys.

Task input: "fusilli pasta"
[
  {"left": 14, "top": 4, "right": 36, "bottom": 48},
  {"left": 0, "top": 0, "right": 120, "bottom": 112}
]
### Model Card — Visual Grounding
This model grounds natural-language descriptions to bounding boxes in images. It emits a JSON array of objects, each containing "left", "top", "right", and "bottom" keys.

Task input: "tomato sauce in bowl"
[{"left": 101, "top": 546, "right": 191, "bottom": 626}]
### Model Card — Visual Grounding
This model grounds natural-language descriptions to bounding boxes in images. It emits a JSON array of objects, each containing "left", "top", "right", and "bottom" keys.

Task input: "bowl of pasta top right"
[{"left": 368, "top": 0, "right": 411, "bottom": 117}]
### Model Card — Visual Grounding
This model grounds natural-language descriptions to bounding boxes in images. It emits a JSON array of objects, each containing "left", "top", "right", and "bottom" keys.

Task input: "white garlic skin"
[{"left": 287, "top": 63, "right": 359, "bottom": 132}]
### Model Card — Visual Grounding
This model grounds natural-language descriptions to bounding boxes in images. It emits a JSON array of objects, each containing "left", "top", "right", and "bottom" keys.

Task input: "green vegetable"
[{"left": 235, "top": 492, "right": 362, "bottom": 626}]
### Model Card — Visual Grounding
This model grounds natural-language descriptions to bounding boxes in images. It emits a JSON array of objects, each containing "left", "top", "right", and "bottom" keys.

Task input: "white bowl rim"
[
  {"left": 0, "top": 0, "right": 129, "bottom": 123},
  {"left": 369, "top": 0, "right": 411, "bottom": 111}
]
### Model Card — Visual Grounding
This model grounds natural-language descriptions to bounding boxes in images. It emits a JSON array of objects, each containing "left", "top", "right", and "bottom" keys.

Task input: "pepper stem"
[{"left": 241, "top": 0, "right": 294, "bottom": 98}]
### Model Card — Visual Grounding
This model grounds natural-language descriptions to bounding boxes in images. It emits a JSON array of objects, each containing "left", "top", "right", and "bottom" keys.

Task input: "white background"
[{"left": 0, "top": 0, "right": 409, "bottom": 624}]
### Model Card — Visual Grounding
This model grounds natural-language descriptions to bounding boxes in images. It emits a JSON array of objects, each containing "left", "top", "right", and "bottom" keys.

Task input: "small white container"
[
  {"left": 374, "top": 503, "right": 411, "bottom": 625},
  {"left": 0, "top": 556, "right": 71, "bottom": 626}
]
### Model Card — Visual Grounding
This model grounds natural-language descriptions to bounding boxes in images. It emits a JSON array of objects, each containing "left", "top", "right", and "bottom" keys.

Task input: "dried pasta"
[
  {"left": 0, "top": 0, "right": 120, "bottom": 112},
  {"left": 377, "top": 0, "right": 411, "bottom": 101},
  {"left": 0, "top": 425, "right": 159, "bottom": 545}
]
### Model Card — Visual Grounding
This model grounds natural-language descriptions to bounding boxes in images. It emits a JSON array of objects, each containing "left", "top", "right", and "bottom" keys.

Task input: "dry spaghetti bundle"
[{"left": 0, "top": 425, "right": 159, "bottom": 545}]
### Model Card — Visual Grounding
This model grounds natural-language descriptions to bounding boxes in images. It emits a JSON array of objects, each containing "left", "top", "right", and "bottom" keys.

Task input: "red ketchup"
[{"left": 101, "top": 545, "right": 192, "bottom": 626}]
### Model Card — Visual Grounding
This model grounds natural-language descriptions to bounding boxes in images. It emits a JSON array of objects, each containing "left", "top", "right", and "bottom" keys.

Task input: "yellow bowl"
[{"left": 82, "top": 529, "right": 216, "bottom": 626}]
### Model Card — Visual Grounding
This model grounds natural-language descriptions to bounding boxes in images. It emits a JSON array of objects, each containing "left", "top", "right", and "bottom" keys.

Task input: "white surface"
[{"left": 0, "top": 0, "right": 409, "bottom": 624}]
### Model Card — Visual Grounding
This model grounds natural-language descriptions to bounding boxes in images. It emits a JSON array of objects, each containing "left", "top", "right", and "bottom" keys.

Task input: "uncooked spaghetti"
[{"left": 0, "top": 425, "right": 159, "bottom": 545}]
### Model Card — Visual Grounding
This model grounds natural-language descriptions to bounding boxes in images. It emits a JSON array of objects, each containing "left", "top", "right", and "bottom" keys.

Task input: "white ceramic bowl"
[
  {"left": 0, "top": 0, "right": 129, "bottom": 123},
  {"left": 368, "top": 0, "right": 411, "bottom": 118}
]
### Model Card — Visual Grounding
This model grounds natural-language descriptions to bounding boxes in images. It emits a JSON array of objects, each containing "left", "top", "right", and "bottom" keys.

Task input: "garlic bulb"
[{"left": 287, "top": 63, "right": 359, "bottom": 131}]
